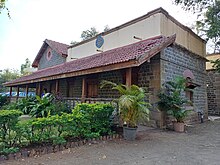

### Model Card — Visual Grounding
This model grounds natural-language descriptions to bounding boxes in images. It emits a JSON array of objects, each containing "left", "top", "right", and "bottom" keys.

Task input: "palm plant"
[
  {"left": 101, "top": 80, "right": 150, "bottom": 128},
  {"left": 158, "top": 76, "right": 192, "bottom": 123}
]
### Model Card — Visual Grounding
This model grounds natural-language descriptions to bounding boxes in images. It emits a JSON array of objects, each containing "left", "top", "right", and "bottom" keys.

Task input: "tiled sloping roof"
[
  {"left": 5, "top": 35, "right": 176, "bottom": 86},
  {"left": 32, "top": 39, "right": 69, "bottom": 67},
  {"left": 46, "top": 39, "right": 69, "bottom": 56}
]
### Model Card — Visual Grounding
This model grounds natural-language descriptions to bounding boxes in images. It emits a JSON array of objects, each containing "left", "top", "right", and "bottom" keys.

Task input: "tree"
[
  {"left": 0, "top": 69, "right": 20, "bottom": 92},
  {"left": 174, "top": 0, "right": 220, "bottom": 53},
  {"left": 174, "top": 0, "right": 215, "bottom": 12},
  {"left": 104, "top": 25, "right": 110, "bottom": 32},
  {"left": 81, "top": 27, "right": 99, "bottom": 41},
  {"left": 20, "top": 58, "right": 31, "bottom": 75},
  {"left": 0, "top": 0, "right": 10, "bottom": 18},
  {"left": 70, "top": 41, "right": 79, "bottom": 46}
]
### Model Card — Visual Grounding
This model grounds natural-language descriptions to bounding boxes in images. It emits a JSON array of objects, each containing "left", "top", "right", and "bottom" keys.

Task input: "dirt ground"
[{"left": 3, "top": 119, "right": 220, "bottom": 165}]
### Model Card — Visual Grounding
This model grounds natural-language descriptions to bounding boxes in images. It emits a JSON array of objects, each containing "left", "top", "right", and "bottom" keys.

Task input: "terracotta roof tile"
[
  {"left": 46, "top": 39, "right": 69, "bottom": 56},
  {"left": 5, "top": 35, "right": 176, "bottom": 86}
]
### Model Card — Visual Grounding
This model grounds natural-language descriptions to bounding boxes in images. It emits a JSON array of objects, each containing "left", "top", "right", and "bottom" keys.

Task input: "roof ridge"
[{"left": 45, "top": 39, "right": 69, "bottom": 47}]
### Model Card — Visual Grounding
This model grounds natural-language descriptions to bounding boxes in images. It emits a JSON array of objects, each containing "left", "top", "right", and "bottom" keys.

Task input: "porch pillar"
[
  {"left": 9, "top": 87, "right": 12, "bottom": 97},
  {"left": 55, "top": 80, "right": 59, "bottom": 94},
  {"left": 126, "top": 68, "right": 132, "bottom": 87},
  {"left": 37, "top": 83, "right": 41, "bottom": 96},
  {"left": 25, "top": 85, "right": 29, "bottom": 97},
  {"left": 16, "top": 86, "right": 20, "bottom": 101},
  {"left": 81, "top": 77, "right": 87, "bottom": 103}
]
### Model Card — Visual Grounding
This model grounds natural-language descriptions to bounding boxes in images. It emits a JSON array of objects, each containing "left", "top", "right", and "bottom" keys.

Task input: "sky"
[{"left": 0, "top": 0, "right": 197, "bottom": 71}]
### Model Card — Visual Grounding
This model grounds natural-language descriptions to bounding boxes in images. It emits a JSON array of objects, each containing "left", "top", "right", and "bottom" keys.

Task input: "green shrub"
[
  {"left": 0, "top": 95, "right": 8, "bottom": 109},
  {"left": 30, "top": 95, "right": 71, "bottom": 118},
  {"left": 0, "top": 147, "right": 19, "bottom": 156},
  {"left": 73, "top": 103, "right": 114, "bottom": 135},
  {"left": 0, "top": 103, "right": 114, "bottom": 153},
  {"left": 0, "top": 110, "right": 23, "bottom": 151}
]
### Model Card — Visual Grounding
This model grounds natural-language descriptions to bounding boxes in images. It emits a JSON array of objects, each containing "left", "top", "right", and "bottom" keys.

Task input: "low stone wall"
[{"left": 0, "top": 134, "right": 123, "bottom": 162}]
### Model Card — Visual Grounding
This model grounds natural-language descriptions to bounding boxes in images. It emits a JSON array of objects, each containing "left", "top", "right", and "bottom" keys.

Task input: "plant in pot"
[
  {"left": 101, "top": 80, "right": 151, "bottom": 140},
  {"left": 158, "top": 76, "right": 193, "bottom": 132}
]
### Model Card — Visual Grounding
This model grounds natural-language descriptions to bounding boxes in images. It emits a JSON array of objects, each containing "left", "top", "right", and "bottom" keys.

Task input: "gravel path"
[{"left": 3, "top": 120, "right": 220, "bottom": 165}]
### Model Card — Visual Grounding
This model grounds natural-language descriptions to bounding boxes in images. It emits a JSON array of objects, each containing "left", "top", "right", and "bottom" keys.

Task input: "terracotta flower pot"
[{"left": 173, "top": 122, "right": 185, "bottom": 132}]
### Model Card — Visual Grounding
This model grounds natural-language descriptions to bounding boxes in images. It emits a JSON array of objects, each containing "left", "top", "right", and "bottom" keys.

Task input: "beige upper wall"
[
  {"left": 160, "top": 13, "right": 206, "bottom": 57},
  {"left": 206, "top": 54, "right": 220, "bottom": 70},
  {"left": 67, "top": 14, "right": 161, "bottom": 61},
  {"left": 67, "top": 9, "right": 206, "bottom": 62}
]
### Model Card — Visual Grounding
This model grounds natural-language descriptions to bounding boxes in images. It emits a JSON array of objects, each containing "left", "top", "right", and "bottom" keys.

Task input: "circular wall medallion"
[
  {"left": 183, "top": 69, "right": 195, "bottom": 80},
  {"left": 95, "top": 35, "right": 104, "bottom": 48},
  {"left": 46, "top": 49, "right": 52, "bottom": 61}
]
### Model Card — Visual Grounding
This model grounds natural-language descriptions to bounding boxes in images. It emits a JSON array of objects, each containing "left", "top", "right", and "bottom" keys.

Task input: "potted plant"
[
  {"left": 101, "top": 81, "right": 150, "bottom": 140},
  {"left": 158, "top": 76, "right": 192, "bottom": 132}
]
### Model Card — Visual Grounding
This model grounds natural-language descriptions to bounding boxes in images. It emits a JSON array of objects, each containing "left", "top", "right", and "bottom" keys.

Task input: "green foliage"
[
  {"left": 0, "top": 147, "right": 19, "bottom": 155},
  {"left": 174, "top": 0, "right": 215, "bottom": 12},
  {"left": 0, "top": 95, "right": 8, "bottom": 108},
  {"left": 30, "top": 95, "right": 54, "bottom": 118},
  {"left": 174, "top": 0, "right": 219, "bottom": 53},
  {"left": 2, "top": 96, "right": 36, "bottom": 114},
  {"left": 0, "top": 103, "right": 113, "bottom": 154},
  {"left": 73, "top": 103, "right": 114, "bottom": 135},
  {"left": 20, "top": 58, "right": 31, "bottom": 75},
  {"left": 211, "top": 58, "right": 220, "bottom": 72},
  {"left": 0, "top": 69, "right": 20, "bottom": 93},
  {"left": 101, "top": 81, "right": 150, "bottom": 128},
  {"left": 0, "top": 0, "right": 10, "bottom": 18},
  {"left": 81, "top": 27, "right": 99, "bottom": 41},
  {"left": 0, "top": 110, "right": 23, "bottom": 151},
  {"left": 158, "top": 76, "right": 192, "bottom": 122}
]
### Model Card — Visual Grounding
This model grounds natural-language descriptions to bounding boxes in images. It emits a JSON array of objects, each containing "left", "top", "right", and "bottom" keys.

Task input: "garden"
[
  {"left": 0, "top": 76, "right": 194, "bottom": 160},
  {"left": 0, "top": 94, "right": 114, "bottom": 159}
]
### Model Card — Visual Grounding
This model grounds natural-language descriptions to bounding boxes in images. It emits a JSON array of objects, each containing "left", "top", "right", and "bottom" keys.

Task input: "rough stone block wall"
[
  {"left": 38, "top": 46, "right": 66, "bottom": 70},
  {"left": 161, "top": 45, "right": 207, "bottom": 116},
  {"left": 59, "top": 79, "right": 68, "bottom": 97},
  {"left": 71, "top": 77, "right": 83, "bottom": 98},
  {"left": 207, "top": 70, "right": 220, "bottom": 116},
  {"left": 98, "top": 70, "right": 124, "bottom": 98},
  {"left": 138, "top": 54, "right": 161, "bottom": 104}
]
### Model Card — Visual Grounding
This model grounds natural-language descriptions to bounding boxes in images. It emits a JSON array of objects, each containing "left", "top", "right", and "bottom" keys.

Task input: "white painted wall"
[
  {"left": 67, "top": 14, "right": 161, "bottom": 61},
  {"left": 67, "top": 12, "right": 205, "bottom": 61}
]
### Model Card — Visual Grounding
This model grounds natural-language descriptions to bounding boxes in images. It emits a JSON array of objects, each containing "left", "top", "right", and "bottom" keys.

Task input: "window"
[
  {"left": 87, "top": 80, "right": 98, "bottom": 98},
  {"left": 185, "top": 77, "right": 195, "bottom": 103},
  {"left": 46, "top": 50, "right": 52, "bottom": 61}
]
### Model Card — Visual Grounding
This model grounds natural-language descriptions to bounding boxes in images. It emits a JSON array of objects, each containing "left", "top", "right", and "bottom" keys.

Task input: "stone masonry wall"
[
  {"left": 38, "top": 46, "right": 66, "bottom": 70},
  {"left": 161, "top": 45, "right": 207, "bottom": 116},
  {"left": 59, "top": 79, "right": 68, "bottom": 97},
  {"left": 98, "top": 70, "right": 124, "bottom": 98},
  {"left": 207, "top": 70, "right": 220, "bottom": 116},
  {"left": 70, "top": 77, "right": 83, "bottom": 98},
  {"left": 138, "top": 54, "right": 161, "bottom": 104}
]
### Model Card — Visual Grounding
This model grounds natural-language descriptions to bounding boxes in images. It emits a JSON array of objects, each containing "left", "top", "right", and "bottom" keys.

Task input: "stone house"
[
  {"left": 4, "top": 8, "right": 207, "bottom": 127},
  {"left": 206, "top": 53, "right": 220, "bottom": 116}
]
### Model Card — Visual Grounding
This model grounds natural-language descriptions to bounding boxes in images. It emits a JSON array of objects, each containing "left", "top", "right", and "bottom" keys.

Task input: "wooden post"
[
  {"left": 55, "top": 80, "right": 59, "bottom": 94},
  {"left": 25, "top": 85, "right": 29, "bottom": 97},
  {"left": 81, "top": 77, "right": 87, "bottom": 103},
  {"left": 37, "top": 83, "right": 41, "bottom": 96},
  {"left": 126, "top": 68, "right": 132, "bottom": 87},
  {"left": 16, "top": 86, "right": 20, "bottom": 101},
  {"left": 9, "top": 87, "right": 12, "bottom": 97}
]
